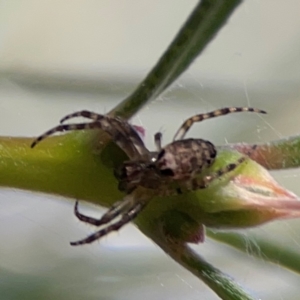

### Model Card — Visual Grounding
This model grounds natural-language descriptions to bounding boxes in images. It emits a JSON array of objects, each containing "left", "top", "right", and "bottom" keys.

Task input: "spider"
[{"left": 31, "top": 107, "right": 266, "bottom": 245}]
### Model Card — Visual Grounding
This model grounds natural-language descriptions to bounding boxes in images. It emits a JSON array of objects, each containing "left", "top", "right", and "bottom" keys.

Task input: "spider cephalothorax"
[{"left": 31, "top": 107, "right": 266, "bottom": 245}]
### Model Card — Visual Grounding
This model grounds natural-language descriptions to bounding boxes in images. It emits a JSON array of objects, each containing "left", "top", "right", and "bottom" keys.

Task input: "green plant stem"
[
  {"left": 110, "top": 0, "right": 242, "bottom": 119},
  {"left": 144, "top": 227, "right": 256, "bottom": 300},
  {"left": 207, "top": 230, "right": 300, "bottom": 275},
  {"left": 0, "top": 134, "right": 124, "bottom": 206},
  {"left": 226, "top": 135, "right": 300, "bottom": 170},
  {"left": 4, "top": 131, "right": 300, "bottom": 300}
]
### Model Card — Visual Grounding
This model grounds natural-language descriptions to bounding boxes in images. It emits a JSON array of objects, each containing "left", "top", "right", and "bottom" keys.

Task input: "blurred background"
[{"left": 1, "top": 1, "right": 300, "bottom": 299}]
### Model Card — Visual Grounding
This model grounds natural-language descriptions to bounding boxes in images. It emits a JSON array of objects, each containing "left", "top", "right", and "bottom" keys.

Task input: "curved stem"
[
  {"left": 110, "top": 0, "right": 242, "bottom": 119},
  {"left": 145, "top": 227, "right": 256, "bottom": 300}
]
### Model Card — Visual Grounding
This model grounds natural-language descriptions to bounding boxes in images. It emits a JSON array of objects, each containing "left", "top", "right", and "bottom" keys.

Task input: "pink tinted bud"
[
  {"left": 203, "top": 158, "right": 300, "bottom": 229},
  {"left": 232, "top": 170, "right": 300, "bottom": 220}
]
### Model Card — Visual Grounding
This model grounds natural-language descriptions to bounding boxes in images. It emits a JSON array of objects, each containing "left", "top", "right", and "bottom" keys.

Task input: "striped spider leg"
[
  {"left": 72, "top": 107, "right": 266, "bottom": 245},
  {"left": 31, "top": 110, "right": 153, "bottom": 245},
  {"left": 31, "top": 110, "right": 148, "bottom": 159},
  {"left": 173, "top": 107, "right": 266, "bottom": 141},
  {"left": 31, "top": 107, "right": 266, "bottom": 246},
  {"left": 70, "top": 133, "right": 165, "bottom": 246},
  {"left": 70, "top": 195, "right": 147, "bottom": 245},
  {"left": 151, "top": 107, "right": 266, "bottom": 192}
]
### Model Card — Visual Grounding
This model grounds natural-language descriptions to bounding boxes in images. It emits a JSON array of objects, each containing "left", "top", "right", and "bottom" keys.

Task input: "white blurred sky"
[
  {"left": 1, "top": 3, "right": 300, "bottom": 299},
  {"left": 0, "top": 1, "right": 300, "bottom": 83}
]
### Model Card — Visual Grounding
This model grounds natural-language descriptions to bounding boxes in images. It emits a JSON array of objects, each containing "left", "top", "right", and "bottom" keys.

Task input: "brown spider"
[{"left": 31, "top": 107, "right": 266, "bottom": 245}]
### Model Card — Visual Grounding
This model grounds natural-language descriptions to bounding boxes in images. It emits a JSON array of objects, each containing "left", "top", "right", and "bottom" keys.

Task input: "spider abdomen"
[{"left": 156, "top": 139, "right": 217, "bottom": 180}]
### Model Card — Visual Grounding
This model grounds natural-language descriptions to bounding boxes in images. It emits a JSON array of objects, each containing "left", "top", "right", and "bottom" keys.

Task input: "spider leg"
[
  {"left": 31, "top": 115, "right": 148, "bottom": 159},
  {"left": 173, "top": 107, "right": 267, "bottom": 141},
  {"left": 74, "top": 197, "right": 133, "bottom": 226},
  {"left": 31, "top": 122, "right": 105, "bottom": 148},
  {"left": 187, "top": 148, "right": 256, "bottom": 190},
  {"left": 154, "top": 132, "right": 162, "bottom": 151},
  {"left": 61, "top": 111, "right": 148, "bottom": 155},
  {"left": 109, "top": 118, "right": 149, "bottom": 157},
  {"left": 60, "top": 110, "right": 105, "bottom": 123},
  {"left": 70, "top": 202, "right": 145, "bottom": 245}
]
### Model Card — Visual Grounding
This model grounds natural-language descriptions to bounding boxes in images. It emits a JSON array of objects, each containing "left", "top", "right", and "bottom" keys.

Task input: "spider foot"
[
  {"left": 74, "top": 198, "right": 132, "bottom": 226},
  {"left": 31, "top": 122, "right": 101, "bottom": 148},
  {"left": 70, "top": 202, "right": 145, "bottom": 246}
]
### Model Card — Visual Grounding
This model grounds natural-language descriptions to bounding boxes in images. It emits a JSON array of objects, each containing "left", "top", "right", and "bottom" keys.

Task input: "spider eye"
[{"left": 160, "top": 168, "right": 175, "bottom": 176}]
